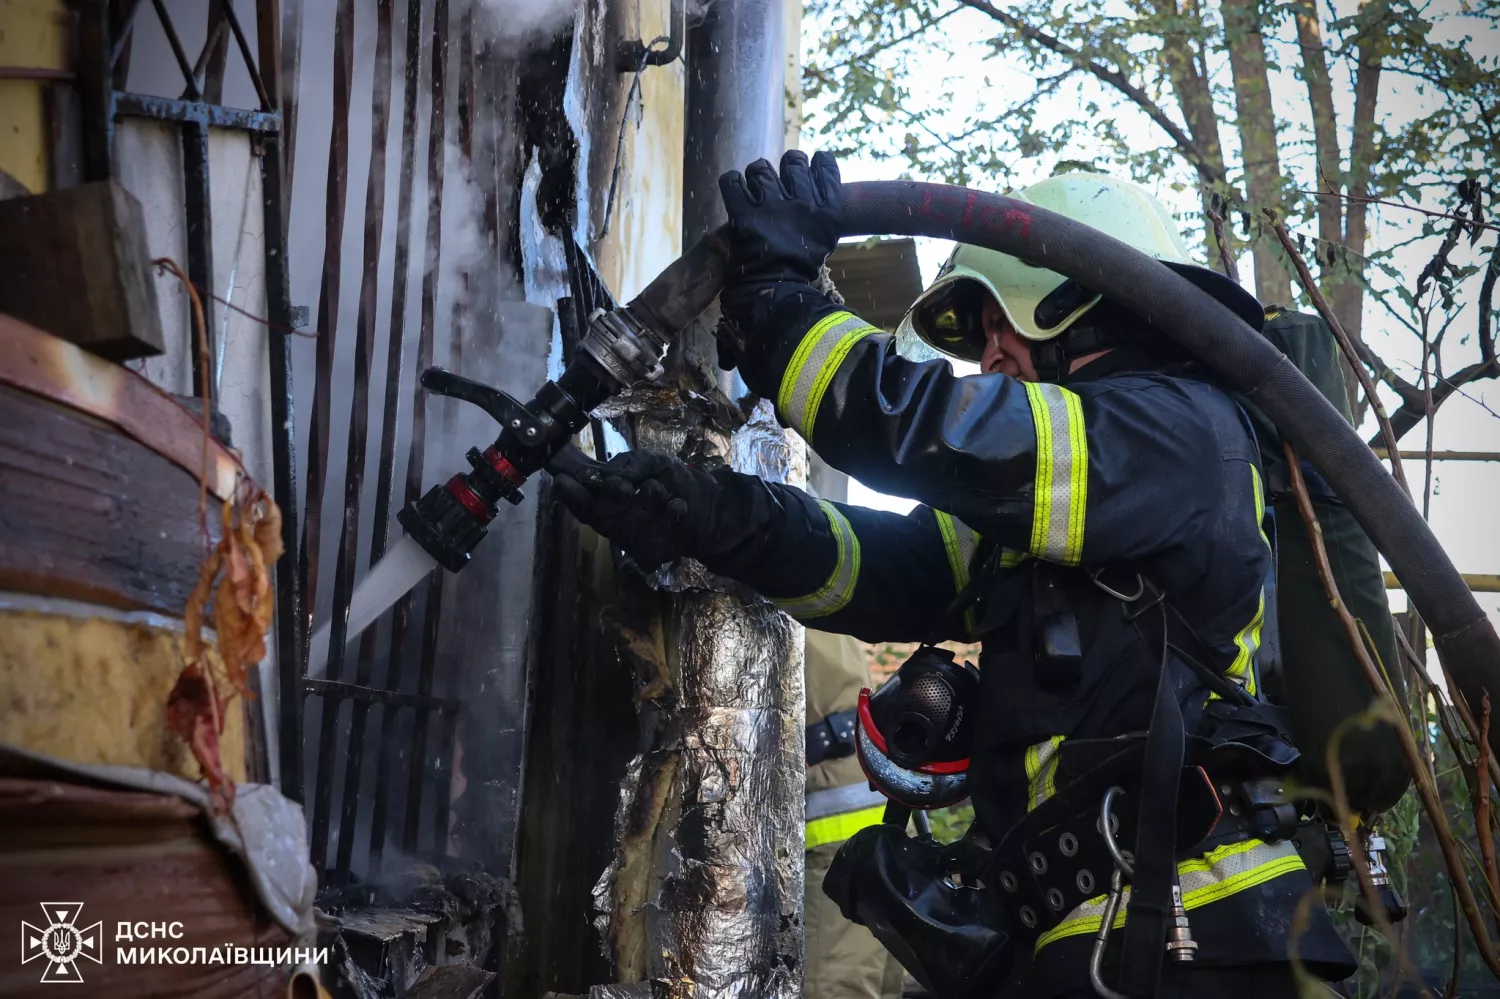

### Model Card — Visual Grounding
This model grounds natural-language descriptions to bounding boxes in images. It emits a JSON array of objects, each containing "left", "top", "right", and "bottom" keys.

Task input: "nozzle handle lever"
[{"left": 420, "top": 367, "right": 543, "bottom": 442}]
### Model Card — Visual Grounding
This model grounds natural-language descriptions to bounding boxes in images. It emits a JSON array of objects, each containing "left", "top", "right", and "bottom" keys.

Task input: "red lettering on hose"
[
  {"left": 961, "top": 190, "right": 977, "bottom": 229},
  {"left": 1006, "top": 207, "right": 1033, "bottom": 239}
]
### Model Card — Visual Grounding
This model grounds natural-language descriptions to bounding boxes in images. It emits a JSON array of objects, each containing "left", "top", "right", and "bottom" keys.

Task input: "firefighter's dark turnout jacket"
[{"left": 709, "top": 307, "right": 1356, "bottom": 991}]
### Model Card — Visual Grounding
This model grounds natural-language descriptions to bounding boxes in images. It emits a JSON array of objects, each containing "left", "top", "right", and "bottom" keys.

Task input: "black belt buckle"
[
  {"left": 806, "top": 708, "right": 859, "bottom": 767},
  {"left": 1222, "top": 776, "right": 1298, "bottom": 842}
]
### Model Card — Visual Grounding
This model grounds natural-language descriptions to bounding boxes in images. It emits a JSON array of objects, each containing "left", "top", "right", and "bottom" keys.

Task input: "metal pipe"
[
  {"left": 404, "top": 568, "right": 446, "bottom": 852},
  {"left": 150, "top": 0, "right": 200, "bottom": 100},
  {"left": 181, "top": 119, "right": 216, "bottom": 401},
  {"left": 112, "top": 92, "right": 281, "bottom": 132},
  {"left": 256, "top": 0, "right": 303, "bottom": 805},
  {"left": 602, "top": 1, "right": 804, "bottom": 992},
  {"left": 305, "top": 678, "right": 458, "bottom": 712},
  {"left": 222, "top": 0, "right": 273, "bottom": 112},
  {"left": 1373, "top": 449, "right": 1500, "bottom": 462},
  {"left": 1386, "top": 572, "right": 1500, "bottom": 593}
]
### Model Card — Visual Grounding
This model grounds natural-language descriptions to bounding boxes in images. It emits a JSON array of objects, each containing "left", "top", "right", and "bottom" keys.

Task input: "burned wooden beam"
[{"left": 0, "top": 182, "right": 164, "bottom": 359}]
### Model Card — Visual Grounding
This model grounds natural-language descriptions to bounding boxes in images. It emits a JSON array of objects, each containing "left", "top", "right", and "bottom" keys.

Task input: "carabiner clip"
[
  {"left": 1089, "top": 868, "right": 1129, "bottom": 999},
  {"left": 1090, "top": 787, "right": 1131, "bottom": 999},
  {"left": 1088, "top": 786, "right": 1198, "bottom": 999}
]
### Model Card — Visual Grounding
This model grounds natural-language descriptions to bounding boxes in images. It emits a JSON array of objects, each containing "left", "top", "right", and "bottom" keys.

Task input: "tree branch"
[
  {"left": 1382, "top": 356, "right": 1500, "bottom": 441},
  {"left": 1480, "top": 237, "right": 1499, "bottom": 368},
  {"left": 1286, "top": 439, "right": 1500, "bottom": 983},
  {"left": 1265, "top": 210, "right": 1413, "bottom": 497},
  {"left": 954, "top": 0, "right": 1227, "bottom": 186},
  {"left": 805, "top": 8, "right": 959, "bottom": 82}
]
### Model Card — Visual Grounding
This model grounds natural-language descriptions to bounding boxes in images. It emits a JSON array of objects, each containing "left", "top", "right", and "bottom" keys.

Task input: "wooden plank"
[
  {"left": 0, "top": 382, "right": 221, "bottom": 615},
  {"left": 0, "top": 313, "right": 240, "bottom": 500},
  {"left": 0, "top": 778, "right": 288, "bottom": 998},
  {"left": 1386, "top": 571, "right": 1500, "bottom": 593},
  {"left": 0, "top": 181, "right": 165, "bottom": 358},
  {"left": 826, "top": 237, "right": 925, "bottom": 331}
]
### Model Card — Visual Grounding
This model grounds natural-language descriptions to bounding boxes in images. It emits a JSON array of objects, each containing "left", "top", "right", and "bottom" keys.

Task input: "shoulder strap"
[{"left": 1117, "top": 601, "right": 1183, "bottom": 997}]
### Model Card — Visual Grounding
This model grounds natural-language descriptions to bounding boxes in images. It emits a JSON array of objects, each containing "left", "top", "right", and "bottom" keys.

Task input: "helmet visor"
[{"left": 909, "top": 278, "right": 988, "bottom": 362}]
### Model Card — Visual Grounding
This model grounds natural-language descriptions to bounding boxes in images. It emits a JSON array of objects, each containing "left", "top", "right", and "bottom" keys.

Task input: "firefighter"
[
  {"left": 803, "top": 628, "right": 906, "bottom": 999},
  {"left": 547, "top": 153, "right": 1356, "bottom": 997}
]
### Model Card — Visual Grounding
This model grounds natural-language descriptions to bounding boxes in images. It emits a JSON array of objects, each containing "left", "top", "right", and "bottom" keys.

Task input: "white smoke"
[{"left": 471, "top": 0, "right": 579, "bottom": 45}]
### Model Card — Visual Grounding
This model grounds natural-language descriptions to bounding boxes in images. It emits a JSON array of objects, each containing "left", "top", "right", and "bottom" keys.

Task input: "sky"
[{"left": 797, "top": 0, "right": 1500, "bottom": 630}]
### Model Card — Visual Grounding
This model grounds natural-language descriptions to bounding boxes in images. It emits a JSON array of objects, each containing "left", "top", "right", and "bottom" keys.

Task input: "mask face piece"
[{"left": 856, "top": 647, "right": 980, "bottom": 810}]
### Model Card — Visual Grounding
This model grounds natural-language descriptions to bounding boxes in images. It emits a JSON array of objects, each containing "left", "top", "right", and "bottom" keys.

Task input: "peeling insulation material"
[
  {"left": 0, "top": 610, "right": 246, "bottom": 783},
  {"left": 656, "top": 593, "right": 803, "bottom": 997},
  {"left": 593, "top": 399, "right": 806, "bottom": 999}
]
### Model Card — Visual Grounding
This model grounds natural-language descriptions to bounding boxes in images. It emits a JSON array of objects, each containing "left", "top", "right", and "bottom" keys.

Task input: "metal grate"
[{"left": 79, "top": 0, "right": 299, "bottom": 789}]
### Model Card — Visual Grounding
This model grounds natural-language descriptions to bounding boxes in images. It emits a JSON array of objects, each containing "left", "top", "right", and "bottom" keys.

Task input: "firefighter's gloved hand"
[
  {"left": 717, "top": 150, "right": 843, "bottom": 379},
  {"left": 548, "top": 444, "right": 781, "bottom": 571}
]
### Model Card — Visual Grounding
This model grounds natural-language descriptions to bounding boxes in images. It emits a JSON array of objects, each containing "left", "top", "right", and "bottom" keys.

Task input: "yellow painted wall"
[
  {"left": 0, "top": 611, "right": 247, "bottom": 784},
  {"left": 0, "top": 0, "right": 70, "bottom": 194},
  {"left": 594, "top": 0, "right": 685, "bottom": 302}
]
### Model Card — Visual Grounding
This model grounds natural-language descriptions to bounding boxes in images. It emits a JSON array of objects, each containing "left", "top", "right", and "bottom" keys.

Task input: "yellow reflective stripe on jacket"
[
  {"left": 806, "top": 805, "right": 886, "bottom": 849},
  {"left": 1034, "top": 838, "right": 1304, "bottom": 951},
  {"left": 777, "top": 311, "right": 878, "bottom": 441},
  {"left": 1024, "top": 735, "right": 1066, "bottom": 811},
  {"left": 1023, "top": 382, "right": 1088, "bottom": 565},
  {"left": 773, "top": 500, "right": 862, "bottom": 619},
  {"left": 935, "top": 511, "right": 981, "bottom": 637},
  {"left": 1219, "top": 463, "right": 1268, "bottom": 698}
]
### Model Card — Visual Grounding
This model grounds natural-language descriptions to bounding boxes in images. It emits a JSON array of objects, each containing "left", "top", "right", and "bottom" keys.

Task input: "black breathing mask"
[{"left": 857, "top": 646, "right": 980, "bottom": 809}]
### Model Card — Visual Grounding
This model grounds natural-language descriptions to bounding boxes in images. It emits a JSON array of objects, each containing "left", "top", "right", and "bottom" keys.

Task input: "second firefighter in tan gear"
[{"left": 804, "top": 628, "right": 903, "bottom": 999}]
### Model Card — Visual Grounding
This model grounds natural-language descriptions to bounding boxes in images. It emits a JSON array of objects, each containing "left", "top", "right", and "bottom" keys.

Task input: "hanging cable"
[{"left": 597, "top": 33, "right": 672, "bottom": 242}]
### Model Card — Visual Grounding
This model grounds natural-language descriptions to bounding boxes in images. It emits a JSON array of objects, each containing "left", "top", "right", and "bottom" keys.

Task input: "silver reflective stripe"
[
  {"left": 1023, "top": 381, "right": 1088, "bottom": 565},
  {"left": 934, "top": 511, "right": 981, "bottom": 635},
  {"left": 806, "top": 782, "right": 889, "bottom": 821},
  {"left": 777, "top": 311, "right": 877, "bottom": 441},
  {"left": 773, "top": 501, "right": 861, "bottom": 619},
  {"left": 934, "top": 511, "right": 980, "bottom": 588}
]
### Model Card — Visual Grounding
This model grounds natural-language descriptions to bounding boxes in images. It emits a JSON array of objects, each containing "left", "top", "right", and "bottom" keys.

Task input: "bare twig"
[
  {"left": 1326, "top": 715, "right": 1428, "bottom": 996},
  {"left": 955, "top": 0, "right": 1228, "bottom": 187},
  {"left": 805, "top": 8, "right": 960, "bottom": 81},
  {"left": 1206, "top": 208, "right": 1240, "bottom": 283},
  {"left": 1266, "top": 210, "right": 1413, "bottom": 498},
  {"left": 1449, "top": 891, "right": 1464, "bottom": 999},
  {"left": 1395, "top": 621, "right": 1500, "bottom": 792},
  {"left": 1481, "top": 694, "right": 1500, "bottom": 938},
  {"left": 1296, "top": 188, "right": 1500, "bottom": 236},
  {"left": 1284, "top": 440, "right": 1500, "bottom": 977}
]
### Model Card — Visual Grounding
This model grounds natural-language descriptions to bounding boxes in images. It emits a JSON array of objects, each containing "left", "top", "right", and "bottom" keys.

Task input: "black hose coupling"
[{"left": 396, "top": 310, "right": 644, "bottom": 574}]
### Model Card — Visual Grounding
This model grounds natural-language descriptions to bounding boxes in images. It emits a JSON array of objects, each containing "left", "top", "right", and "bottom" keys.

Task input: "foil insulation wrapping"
[{"left": 595, "top": 400, "right": 807, "bottom": 998}]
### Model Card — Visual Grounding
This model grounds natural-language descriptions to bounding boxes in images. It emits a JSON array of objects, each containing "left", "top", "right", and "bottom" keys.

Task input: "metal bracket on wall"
[{"left": 615, "top": 0, "right": 685, "bottom": 71}]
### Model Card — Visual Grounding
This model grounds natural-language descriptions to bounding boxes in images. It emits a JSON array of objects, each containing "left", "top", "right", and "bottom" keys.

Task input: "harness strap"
[{"left": 1117, "top": 601, "right": 1183, "bottom": 997}]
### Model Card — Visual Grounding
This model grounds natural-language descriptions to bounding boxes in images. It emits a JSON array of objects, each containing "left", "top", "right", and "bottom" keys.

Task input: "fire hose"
[{"left": 399, "top": 179, "right": 1500, "bottom": 761}]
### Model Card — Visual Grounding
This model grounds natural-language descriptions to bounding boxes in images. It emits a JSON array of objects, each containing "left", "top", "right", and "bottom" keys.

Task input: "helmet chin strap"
[
  {"left": 1028, "top": 320, "right": 1130, "bottom": 383},
  {"left": 1027, "top": 295, "right": 1169, "bottom": 382}
]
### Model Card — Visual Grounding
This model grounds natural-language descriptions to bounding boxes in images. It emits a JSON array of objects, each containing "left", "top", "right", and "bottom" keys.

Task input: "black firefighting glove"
[
  {"left": 547, "top": 444, "right": 784, "bottom": 571},
  {"left": 717, "top": 149, "right": 845, "bottom": 392}
]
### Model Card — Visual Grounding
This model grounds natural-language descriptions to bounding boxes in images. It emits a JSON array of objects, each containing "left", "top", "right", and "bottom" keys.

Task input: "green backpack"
[{"left": 1241, "top": 308, "right": 1412, "bottom": 816}]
